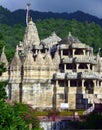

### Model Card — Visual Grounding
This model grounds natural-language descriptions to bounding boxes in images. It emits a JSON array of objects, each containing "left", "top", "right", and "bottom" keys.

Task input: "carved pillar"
[
  {"left": 83, "top": 50, "right": 85, "bottom": 55},
  {"left": 82, "top": 79, "right": 85, "bottom": 87},
  {"left": 76, "top": 64, "right": 79, "bottom": 72},
  {"left": 87, "top": 64, "right": 90, "bottom": 71},
  {"left": 97, "top": 80, "right": 99, "bottom": 87},
  {"left": 93, "top": 80, "right": 97, "bottom": 94},
  {"left": 64, "top": 64, "right": 66, "bottom": 72},
  {"left": 68, "top": 80, "right": 70, "bottom": 87},
  {"left": 93, "top": 80, "right": 96, "bottom": 88},
  {"left": 61, "top": 50, "right": 63, "bottom": 58},
  {"left": 56, "top": 80, "right": 58, "bottom": 86},
  {"left": 82, "top": 79, "right": 85, "bottom": 94},
  {"left": 72, "top": 49, "right": 75, "bottom": 57}
]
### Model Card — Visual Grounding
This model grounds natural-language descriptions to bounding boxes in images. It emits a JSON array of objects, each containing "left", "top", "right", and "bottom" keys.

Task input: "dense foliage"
[{"left": 0, "top": 100, "right": 41, "bottom": 130}]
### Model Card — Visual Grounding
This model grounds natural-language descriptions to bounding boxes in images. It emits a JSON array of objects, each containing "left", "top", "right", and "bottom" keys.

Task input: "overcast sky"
[{"left": 0, "top": 0, "right": 102, "bottom": 18}]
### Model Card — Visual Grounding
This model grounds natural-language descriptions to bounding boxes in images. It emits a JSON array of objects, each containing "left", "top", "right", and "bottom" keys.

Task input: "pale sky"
[{"left": 0, "top": 0, "right": 102, "bottom": 18}]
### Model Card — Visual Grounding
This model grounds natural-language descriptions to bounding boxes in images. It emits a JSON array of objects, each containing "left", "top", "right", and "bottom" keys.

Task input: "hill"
[{"left": 0, "top": 6, "right": 102, "bottom": 26}]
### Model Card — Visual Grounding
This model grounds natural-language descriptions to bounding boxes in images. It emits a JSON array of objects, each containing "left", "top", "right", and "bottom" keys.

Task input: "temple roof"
[
  {"left": 41, "top": 32, "right": 61, "bottom": 48},
  {"left": 59, "top": 32, "right": 81, "bottom": 45},
  {"left": 10, "top": 51, "right": 21, "bottom": 67},
  {"left": 0, "top": 47, "right": 8, "bottom": 66},
  {"left": 22, "top": 19, "right": 40, "bottom": 50}
]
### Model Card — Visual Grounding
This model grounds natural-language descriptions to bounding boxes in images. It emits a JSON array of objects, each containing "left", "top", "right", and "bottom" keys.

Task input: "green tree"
[{"left": 0, "top": 101, "right": 41, "bottom": 130}]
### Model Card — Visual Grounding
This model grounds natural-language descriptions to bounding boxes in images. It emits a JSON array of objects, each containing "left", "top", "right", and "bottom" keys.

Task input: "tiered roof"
[
  {"left": 41, "top": 32, "right": 61, "bottom": 48},
  {"left": 22, "top": 19, "right": 40, "bottom": 51}
]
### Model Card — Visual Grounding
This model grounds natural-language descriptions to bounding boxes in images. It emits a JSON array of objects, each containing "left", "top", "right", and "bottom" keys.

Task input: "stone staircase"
[{"left": 83, "top": 94, "right": 102, "bottom": 115}]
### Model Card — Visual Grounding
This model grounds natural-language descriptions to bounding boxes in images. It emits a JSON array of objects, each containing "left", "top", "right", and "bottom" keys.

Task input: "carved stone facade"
[{"left": 0, "top": 18, "right": 102, "bottom": 110}]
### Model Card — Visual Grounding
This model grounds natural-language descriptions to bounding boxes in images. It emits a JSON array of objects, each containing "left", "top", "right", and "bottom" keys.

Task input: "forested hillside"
[
  {"left": 0, "top": 6, "right": 102, "bottom": 26},
  {"left": 0, "top": 6, "right": 102, "bottom": 60}
]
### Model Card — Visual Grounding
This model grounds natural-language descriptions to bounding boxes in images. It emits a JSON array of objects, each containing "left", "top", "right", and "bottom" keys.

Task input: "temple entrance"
[{"left": 84, "top": 80, "right": 94, "bottom": 94}]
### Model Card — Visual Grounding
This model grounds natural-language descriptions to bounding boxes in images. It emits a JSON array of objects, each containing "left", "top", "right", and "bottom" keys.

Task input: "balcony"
[
  {"left": 54, "top": 73, "right": 65, "bottom": 79},
  {"left": 62, "top": 58, "right": 73, "bottom": 63}
]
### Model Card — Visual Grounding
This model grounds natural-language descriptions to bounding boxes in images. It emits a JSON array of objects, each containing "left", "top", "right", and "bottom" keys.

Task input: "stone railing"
[
  {"left": 71, "top": 43, "right": 86, "bottom": 48},
  {"left": 74, "top": 57, "right": 96, "bottom": 64},
  {"left": 54, "top": 73, "right": 65, "bottom": 79},
  {"left": 66, "top": 72, "right": 77, "bottom": 79},
  {"left": 81, "top": 72, "right": 99, "bottom": 79},
  {"left": 54, "top": 72, "right": 102, "bottom": 80},
  {"left": 62, "top": 58, "right": 73, "bottom": 63},
  {"left": 60, "top": 44, "right": 69, "bottom": 49}
]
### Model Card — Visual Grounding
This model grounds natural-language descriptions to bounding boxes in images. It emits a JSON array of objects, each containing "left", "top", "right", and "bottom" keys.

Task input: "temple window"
[
  {"left": 79, "top": 63, "right": 88, "bottom": 69},
  {"left": 70, "top": 80, "right": 77, "bottom": 87},
  {"left": 75, "top": 49, "right": 83, "bottom": 55},
  {"left": 66, "top": 63, "right": 76, "bottom": 69}
]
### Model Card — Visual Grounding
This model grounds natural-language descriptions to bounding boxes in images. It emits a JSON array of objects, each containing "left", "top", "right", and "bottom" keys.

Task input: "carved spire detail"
[
  {"left": 24, "top": 51, "right": 35, "bottom": 66},
  {"left": 45, "top": 52, "right": 53, "bottom": 66},
  {"left": 53, "top": 51, "right": 60, "bottom": 66},
  {"left": 0, "top": 47, "right": 8, "bottom": 66},
  {"left": 36, "top": 51, "right": 44, "bottom": 65},
  {"left": 22, "top": 19, "right": 40, "bottom": 51},
  {"left": 10, "top": 51, "right": 21, "bottom": 67}
]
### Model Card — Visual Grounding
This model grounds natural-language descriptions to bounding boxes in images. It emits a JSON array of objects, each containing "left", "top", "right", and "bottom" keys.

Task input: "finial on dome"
[
  {"left": 2, "top": 46, "right": 5, "bottom": 53},
  {"left": 16, "top": 45, "right": 19, "bottom": 55},
  {"left": 68, "top": 32, "right": 72, "bottom": 37},
  {"left": 97, "top": 48, "right": 101, "bottom": 56}
]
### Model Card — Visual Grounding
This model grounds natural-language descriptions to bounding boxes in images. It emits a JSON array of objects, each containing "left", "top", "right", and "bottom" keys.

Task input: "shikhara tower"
[{"left": 0, "top": 4, "right": 102, "bottom": 110}]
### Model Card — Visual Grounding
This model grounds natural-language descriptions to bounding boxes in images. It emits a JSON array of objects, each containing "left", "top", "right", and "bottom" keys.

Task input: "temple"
[{"left": 0, "top": 6, "right": 102, "bottom": 110}]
